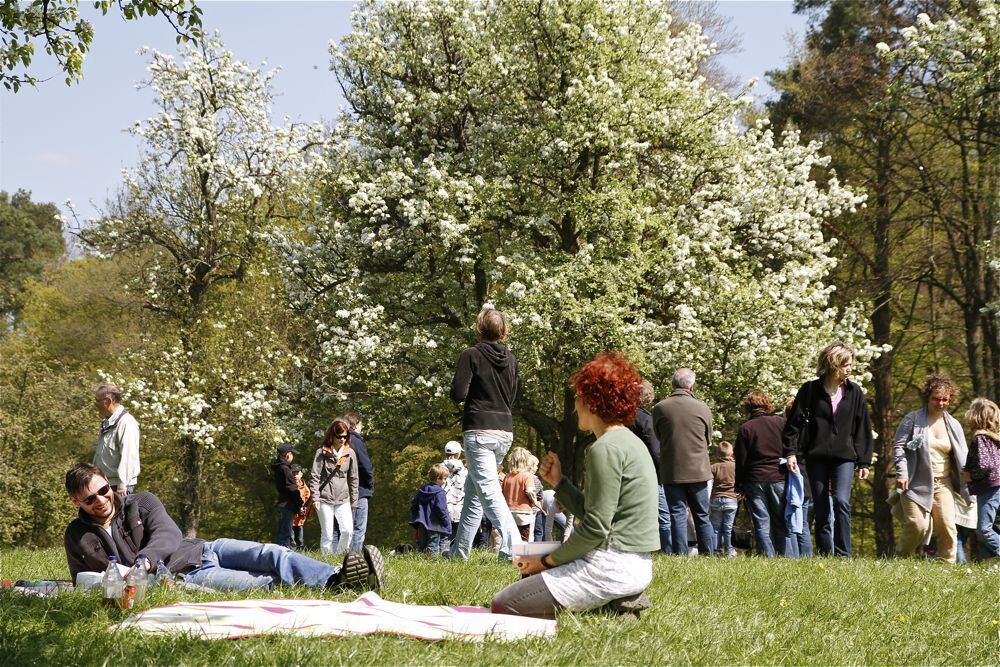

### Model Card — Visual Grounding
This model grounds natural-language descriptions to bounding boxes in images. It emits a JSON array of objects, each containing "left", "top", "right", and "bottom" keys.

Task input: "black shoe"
[
  {"left": 331, "top": 552, "right": 369, "bottom": 591},
  {"left": 605, "top": 591, "right": 651, "bottom": 620},
  {"left": 361, "top": 545, "right": 385, "bottom": 592}
]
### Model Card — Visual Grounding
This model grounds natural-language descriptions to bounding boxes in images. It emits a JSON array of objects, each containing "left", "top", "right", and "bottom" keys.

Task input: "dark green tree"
[{"left": 0, "top": 190, "right": 66, "bottom": 324}]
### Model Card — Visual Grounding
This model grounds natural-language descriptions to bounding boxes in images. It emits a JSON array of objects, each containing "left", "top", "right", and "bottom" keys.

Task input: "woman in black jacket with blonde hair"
[{"left": 783, "top": 342, "right": 873, "bottom": 557}]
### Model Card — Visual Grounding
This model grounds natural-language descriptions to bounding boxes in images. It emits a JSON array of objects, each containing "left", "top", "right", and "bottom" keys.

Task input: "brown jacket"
[
  {"left": 653, "top": 389, "right": 714, "bottom": 484},
  {"left": 710, "top": 457, "right": 738, "bottom": 499}
]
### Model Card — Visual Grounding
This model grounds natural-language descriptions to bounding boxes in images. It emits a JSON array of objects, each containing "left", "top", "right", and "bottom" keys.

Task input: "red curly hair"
[{"left": 570, "top": 352, "right": 642, "bottom": 425}]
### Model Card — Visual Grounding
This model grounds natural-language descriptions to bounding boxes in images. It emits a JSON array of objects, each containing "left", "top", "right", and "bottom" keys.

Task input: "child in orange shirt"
[
  {"left": 502, "top": 447, "right": 542, "bottom": 542},
  {"left": 290, "top": 464, "right": 312, "bottom": 549}
]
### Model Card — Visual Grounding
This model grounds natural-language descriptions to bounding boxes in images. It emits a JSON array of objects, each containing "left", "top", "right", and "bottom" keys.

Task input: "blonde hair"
[
  {"left": 965, "top": 398, "right": 1000, "bottom": 435},
  {"left": 506, "top": 446, "right": 533, "bottom": 474},
  {"left": 816, "top": 341, "right": 855, "bottom": 378},
  {"left": 717, "top": 441, "right": 734, "bottom": 457},
  {"left": 428, "top": 463, "right": 449, "bottom": 483},
  {"left": 527, "top": 454, "right": 539, "bottom": 474}
]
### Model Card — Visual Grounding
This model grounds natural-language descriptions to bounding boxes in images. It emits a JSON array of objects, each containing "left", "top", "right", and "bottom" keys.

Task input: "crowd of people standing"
[{"left": 84, "top": 305, "right": 999, "bottom": 620}]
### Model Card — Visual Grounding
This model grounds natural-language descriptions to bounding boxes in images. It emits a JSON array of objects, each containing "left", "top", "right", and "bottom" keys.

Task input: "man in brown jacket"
[{"left": 652, "top": 368, "right": 716, "bottom": 555}]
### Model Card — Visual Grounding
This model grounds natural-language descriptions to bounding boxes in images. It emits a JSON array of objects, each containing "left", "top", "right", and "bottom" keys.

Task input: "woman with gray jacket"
[
  {"left": 310, "top": 419, "right": 359, "bottom": 555},
  {"left": 893, "top": 374, "right": 970, "bottom": 563}
]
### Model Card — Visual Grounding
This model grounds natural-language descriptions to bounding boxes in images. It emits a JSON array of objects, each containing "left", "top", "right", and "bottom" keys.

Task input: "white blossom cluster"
[{"left": 275, "top": 0, "right": 880, "bottom": 429}]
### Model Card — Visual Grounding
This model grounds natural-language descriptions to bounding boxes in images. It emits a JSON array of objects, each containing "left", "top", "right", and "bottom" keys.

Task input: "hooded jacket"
[
  {"left": 63, "top": 492, "right": 204, "bottom": 584},
  {"left": 442, "top": 458, "right": 467, "bottom": 523},
  {"left": 450, "top": 342, "right": 519, "bottom": 431},
  {"left": 272, "top": 459, "right": 302, "bottom": 512},
  {"left": 309, "top": 446, "right": 359, "bottom": 508},
  {"left": 409, "top": 483, "right": 452, "bottom": 535}
]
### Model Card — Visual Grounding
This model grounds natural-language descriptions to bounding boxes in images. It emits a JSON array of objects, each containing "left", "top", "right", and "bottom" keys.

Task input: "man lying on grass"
[{"left": 63, "top": 463, "right": 385, "bottom": 593}]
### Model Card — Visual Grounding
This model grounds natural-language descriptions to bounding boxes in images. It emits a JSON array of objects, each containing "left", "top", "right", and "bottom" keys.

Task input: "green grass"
[{"left": 1, "top": 547, "right": 997, "bottom": 665}]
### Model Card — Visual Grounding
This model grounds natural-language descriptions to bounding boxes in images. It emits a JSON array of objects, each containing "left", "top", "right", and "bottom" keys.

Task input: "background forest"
[{"left": 1, "top": 0, "right": 996, "bottom": 556}]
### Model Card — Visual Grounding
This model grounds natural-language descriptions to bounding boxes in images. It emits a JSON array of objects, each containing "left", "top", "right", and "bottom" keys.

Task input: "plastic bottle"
[
  {"left": 126, "top": 554, "right": 148, "bottom": 605},
  {"left": 154, "top": 560, "right": 174, "bottom": 589},
  {"left": 102, "top": 556, "right": 124, "bottom": 608}
]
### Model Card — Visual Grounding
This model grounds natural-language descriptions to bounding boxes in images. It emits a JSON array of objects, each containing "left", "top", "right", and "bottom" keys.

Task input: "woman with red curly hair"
[{"left": 491, "top": 353, "right": 660, "bottom": 619}]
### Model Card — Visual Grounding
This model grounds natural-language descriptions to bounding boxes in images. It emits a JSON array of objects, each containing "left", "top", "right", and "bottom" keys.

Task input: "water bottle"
[
  {"left": 154, "top": 560, "right": 174, "bottom": 589},
  {"left": 102, "top": 556, "right": 123, "bottom": 608},
  {"left": 126, "top": 554, "right": 148, "bottom": 605}
]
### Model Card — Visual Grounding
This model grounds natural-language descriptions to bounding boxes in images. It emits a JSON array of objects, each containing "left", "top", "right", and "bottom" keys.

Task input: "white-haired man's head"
[{"left": 671, "top": 368, "right": 696, "bottom": 391}]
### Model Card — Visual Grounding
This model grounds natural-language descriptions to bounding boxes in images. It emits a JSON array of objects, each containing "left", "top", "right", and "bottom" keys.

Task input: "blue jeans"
[
  {"left": 416, "top": 526, "right": 446, "bottom": 555},
  {"left": 291, "top": 525, "right": 305, "bottom": 549},
  {"left": 977, "top": 487, "right": 1000, "bottom": 557},
  {"left": 182, "top": 538, "right": 338, "bottom": 591},
  {"left": 276, "top": 507, "right": 294, "bottom": 547},
  {"left": 657, "top": 484, "right": 672, "bottom": 553},
  {"left": 533, "top": 511, "right": 545, "bottom": 542},
  {"left": 790, "top": 498, "right": 814, "bottom": 557},
  {"left": 664, "top": 481, "right": 715, "bottom": 555},
  {"left": 350, "top": 497, "right": 369, "bottom": 553},
  {"left": 745, "top": 481, "right": 791, "bottom": 557},
  {"left": 448, "top": 431, "right": 523, "bottom": 560},
  {"left": 710, "top": 496, "right": 737, "bottom": 555},
  {"left": 807, "top": 458, "right": 854, "bottom": 557}
]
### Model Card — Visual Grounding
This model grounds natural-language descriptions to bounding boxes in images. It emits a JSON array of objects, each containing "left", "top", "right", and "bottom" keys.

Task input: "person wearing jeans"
[
  {"left": 448, "top": 306, "right": 522, "bottom": 561},
  {"left": 271, "top": 443, "right": 302, "bottom": 548},
  {"left": 62, "top": 463, "right": 385, "bottom": 593},
  {"left": 709, "top": 441, "right": 738, "bottom": 556},
  {"left": 629, "top": 380, "right": 672, "bottom": 553},
  {"left": 344, "top": 412, "right": 374, "bottom": 554},
  {"left": 962, "top": 399, "right": 1000, "bottom": 558},
  {"left": 653, "top": 368, "right": 716, "bottom": 555},
  {"left": 783, "top": 342, "right": 874, "bottom": 557}
]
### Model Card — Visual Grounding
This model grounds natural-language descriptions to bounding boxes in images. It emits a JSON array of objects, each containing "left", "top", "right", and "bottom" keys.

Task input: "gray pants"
[{"left": 491, "top": 573, "right": 563, "bottom": 619}]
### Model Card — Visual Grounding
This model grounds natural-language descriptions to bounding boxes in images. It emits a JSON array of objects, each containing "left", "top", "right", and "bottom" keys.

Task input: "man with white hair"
[
  {"left": 652, "top": 368, "right": 715, "bottom": 555},
  {"left": 93, "top": 382, "right": 140, "bottom": 496}
]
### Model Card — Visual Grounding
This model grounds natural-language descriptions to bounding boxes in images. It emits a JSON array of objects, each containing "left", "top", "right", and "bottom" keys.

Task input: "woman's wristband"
[{"left": 541, "top": 555, "right": 555, "bottom": 570}]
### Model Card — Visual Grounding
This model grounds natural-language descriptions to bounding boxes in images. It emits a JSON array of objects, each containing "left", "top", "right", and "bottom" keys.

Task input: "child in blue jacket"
[{"left": 410, "top": 464, "right": 452, "bottom": 555}]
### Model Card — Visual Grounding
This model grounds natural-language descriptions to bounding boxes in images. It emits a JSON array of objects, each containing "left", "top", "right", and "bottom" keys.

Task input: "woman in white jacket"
[{"left": 893, "top": 374, "right": 970, "bottom": 563}]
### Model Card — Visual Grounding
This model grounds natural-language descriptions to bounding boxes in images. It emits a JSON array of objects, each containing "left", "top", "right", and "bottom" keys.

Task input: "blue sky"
[{"left": 0, "top": 1, "right": 809, "bottom": 223}]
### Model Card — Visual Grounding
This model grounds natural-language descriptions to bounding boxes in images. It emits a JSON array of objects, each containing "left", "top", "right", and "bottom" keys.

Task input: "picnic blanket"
[{"left": 112, "top": 592, "right": 557, "bottom": 641}]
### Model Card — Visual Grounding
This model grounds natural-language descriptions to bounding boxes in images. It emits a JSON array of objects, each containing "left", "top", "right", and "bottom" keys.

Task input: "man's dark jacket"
[
  {"left": 782, "top": 378, "right": 874, "bottom": 466},
  {"left": 64, "top": 492, "right": 203, "bottom": 584},
  {"left": 629, "top": 407, "right": 661, "bottom": 479},
  {"left": 272, "top": 459, "right": 302, "bottom": 511},
  {"left": 350, "top": 431, "right": 375, "bottom": 499}
]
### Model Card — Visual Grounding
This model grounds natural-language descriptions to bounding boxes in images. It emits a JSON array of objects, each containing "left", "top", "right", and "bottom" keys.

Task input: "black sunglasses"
[{"left": 80, "top": 483, "right": 112, "bottom": 506}]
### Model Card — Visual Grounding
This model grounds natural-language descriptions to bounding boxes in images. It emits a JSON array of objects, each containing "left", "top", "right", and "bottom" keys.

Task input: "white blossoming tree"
[
  {"left": 82, "top": 36, "right": 322, "bottom": 535},
  {"left": 279, "top": 0, "right": 875, "bottom": 477}
]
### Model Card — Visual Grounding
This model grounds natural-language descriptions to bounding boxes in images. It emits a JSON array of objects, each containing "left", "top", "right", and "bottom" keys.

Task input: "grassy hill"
[{"left": 1, "top": 547, "right": 995, "bottom": 665}]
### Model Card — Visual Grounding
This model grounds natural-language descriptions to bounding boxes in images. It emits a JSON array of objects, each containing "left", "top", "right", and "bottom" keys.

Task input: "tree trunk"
[
  {"left": 870, "top": 129, "right": 896, "bottom": 557},
  {"left": 869, "top": 13, "right": 896, "bottom": 557},
  {"left": 177, "top": 434, "right": 202, "bottom": 537}
]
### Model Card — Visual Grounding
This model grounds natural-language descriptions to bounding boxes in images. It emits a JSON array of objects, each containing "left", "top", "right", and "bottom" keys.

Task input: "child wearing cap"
[
  {"left": 442, "top": 440, "right": 467, "bottom": 548},
  {"left": 272, "top": 443, "right": 302, "bottom": 547}
]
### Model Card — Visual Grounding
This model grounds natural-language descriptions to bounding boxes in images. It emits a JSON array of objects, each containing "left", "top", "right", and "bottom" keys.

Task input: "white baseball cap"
[{"left": 444, "top": 440, "right": 462, "bottom": 455}]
